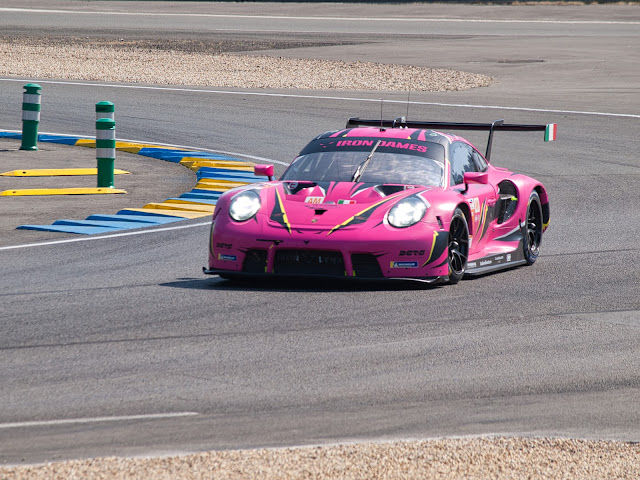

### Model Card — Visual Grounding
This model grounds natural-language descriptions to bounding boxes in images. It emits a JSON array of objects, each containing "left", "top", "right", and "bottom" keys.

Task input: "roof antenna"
[
  {"left": 406, "top": 85, "right": 411, "bottom": 121},
  {"left": 379, "top": 98, "right": 386, "bottom": 131}
]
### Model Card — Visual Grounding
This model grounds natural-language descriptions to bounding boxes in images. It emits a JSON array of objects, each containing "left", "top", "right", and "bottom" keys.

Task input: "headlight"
[
  {"left": 229, "top": 190, "right": 261, "bottom": 222},
  {"left": 387, "top": 196, "right": 428, "bottom": 228}
]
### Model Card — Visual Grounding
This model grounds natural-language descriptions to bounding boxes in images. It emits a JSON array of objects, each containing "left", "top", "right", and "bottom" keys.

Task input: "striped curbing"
[{"left": 0, "top": 131, "right": 264, "bottom": 234}]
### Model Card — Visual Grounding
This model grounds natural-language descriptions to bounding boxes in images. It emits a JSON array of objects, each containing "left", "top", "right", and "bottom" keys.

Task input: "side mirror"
[
  {"left": 461, "top": 171, "right": 489, "bottom": 193},
  {"left": 463, "top": 171, "right": 489, "bottom": 185},
  {"left": 254, "top": 164, "right": 275, "bottom": 181}
]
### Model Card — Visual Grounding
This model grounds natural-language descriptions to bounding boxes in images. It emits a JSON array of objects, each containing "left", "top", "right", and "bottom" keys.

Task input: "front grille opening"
[
  {"left": 351, "top": 254, "right": 383, "bottom": 278},
  {"left": 242, "top": 249, "right": 268, "bottom": 273},
  {"left": 274, "top": 250, "right": 345, "bottom": 276}
]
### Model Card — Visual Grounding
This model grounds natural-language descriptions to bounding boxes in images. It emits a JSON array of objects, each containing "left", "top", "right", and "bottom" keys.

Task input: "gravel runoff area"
[
  {"left": 1, "top": 34, "right": 637, "bottom": 480},
  {"left": 0, "top": 36, "right": 492, "bottom": 91},
  {"left": 1, "top": 437, "right": 639, "bottom": 479}
]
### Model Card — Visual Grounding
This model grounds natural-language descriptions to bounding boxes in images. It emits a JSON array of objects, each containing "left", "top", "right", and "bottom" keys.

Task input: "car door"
[{"left": 449, "top": 141, "right": 496, "bottom": 254}]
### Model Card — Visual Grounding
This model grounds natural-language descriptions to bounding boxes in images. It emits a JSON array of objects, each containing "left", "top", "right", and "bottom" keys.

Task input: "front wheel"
[
  {"left": 523, "top": 191, "right": 543, "bottom": 265},
  {"left": 448, "top": 208, "right": 469, "bottom": 284}
]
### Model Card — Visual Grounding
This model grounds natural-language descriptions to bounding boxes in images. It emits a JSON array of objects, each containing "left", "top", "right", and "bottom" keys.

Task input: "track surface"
[{"left": 0, "top": 2, "right": 639, "bottom": 465}]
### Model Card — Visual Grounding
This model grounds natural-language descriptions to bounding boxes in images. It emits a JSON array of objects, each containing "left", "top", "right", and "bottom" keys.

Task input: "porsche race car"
[{"left": 204, "top": 117, "right": 556, "bottom": 284}]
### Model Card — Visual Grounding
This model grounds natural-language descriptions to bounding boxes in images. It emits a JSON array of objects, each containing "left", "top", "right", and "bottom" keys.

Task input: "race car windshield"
[{"left": 281, "top": 137, "right": 446, "bottom": 186}]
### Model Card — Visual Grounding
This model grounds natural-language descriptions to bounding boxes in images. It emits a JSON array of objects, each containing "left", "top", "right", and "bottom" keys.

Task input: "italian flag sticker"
[{"left": 545, "top": 123, "right": 558, "bottom": 142}]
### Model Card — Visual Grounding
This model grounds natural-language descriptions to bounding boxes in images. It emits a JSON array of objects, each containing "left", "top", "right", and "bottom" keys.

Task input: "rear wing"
[{"left": 345, "top": 117, "right": 557, "bottom": 162}]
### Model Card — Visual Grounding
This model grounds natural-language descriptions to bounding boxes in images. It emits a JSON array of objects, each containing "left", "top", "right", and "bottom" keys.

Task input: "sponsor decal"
[
  {"left": 399, "top": 250, "right": 426, "bottom": 256},
  {"left": 338, "top": 199, "right": 356, "bottom": 205},
  {"left": 218, "top": 254, "right": 237, "bottom": 262},
  {"left": 390, "top": 261, "right": 419, "bottom": 268},
  {"left": 305, "top": 196, "right": 325, "bottom": 204},
  {"left": 216, "top": 242, "right": 232, "bottom": 249},
  {"left": 335, "top": 139, "right": 428, "bottom": 153},
  {"left": 469, "top": 253, "right": 517, "bottom": 271},
  {"left": 469, "top": 197, "right": 482, "bottom": 224},
  {"left": 469, "top": 197, "right": 481, "bottom": 215}
]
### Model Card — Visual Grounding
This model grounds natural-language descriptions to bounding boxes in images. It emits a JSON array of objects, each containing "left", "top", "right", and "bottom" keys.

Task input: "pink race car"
[{"left": 204, "top": 117, "right": 556, "bottom": 284}]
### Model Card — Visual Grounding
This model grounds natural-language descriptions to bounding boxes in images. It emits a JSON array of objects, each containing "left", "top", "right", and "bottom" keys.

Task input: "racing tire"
[
  {"left": 523, "top": 191, "right": 543, "bottom": 265},
  {"left": 447, "top": 207, "right": 469, "bottom": 284}
]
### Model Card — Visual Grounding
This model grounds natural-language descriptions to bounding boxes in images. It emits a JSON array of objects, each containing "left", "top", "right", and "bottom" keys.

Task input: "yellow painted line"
[
  {"left": 115, "top": 142, "right": 188, "bottom": 153},
  {"left": 194, "top": 182, "right": 243, "bottom": 192},
  {"left": 197, "top": 178, "right": 250, "bottom": 186},
  {"left": 181, "top": 157, "right": 253, "bottom": 167},
  {"left": 199, "top": 178, "right": 249, "bottom": 187},
  {"left": 163, "top": 198, "right": 217, "bottom": 207},
  {"left": 74, "top": 140, "right": 189, "bottom": 153},
  {"left": 122, "top": 208, "right": 211, "bottom": 219},
  {"left": 115, "top": 143, "right": 143, "bottom": 154},
  {"left": 179, "top": 158, "right": 254, "bottom": 172},
  {"left": 1, "top": 188, "right": 127, "bottom": 196},
  {"left": 194, "top": 184, "right": 230, "bottom": 193},
  {"left": 143, "top": 202, "right": 216, "bottom": 213},
  {"left": 74, "top": 139, "right": 96, "bottom": 147},
  {"left": 1, "top": 168, "right": 130, "bottom": 177}
]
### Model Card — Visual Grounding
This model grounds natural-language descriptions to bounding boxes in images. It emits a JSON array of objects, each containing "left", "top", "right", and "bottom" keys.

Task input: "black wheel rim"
[
  {"left": 449, "top": 216, "right": 469, "bottom": 275},
  {"left": 527, "top": 199, "right": 542, "bottom": 256}
]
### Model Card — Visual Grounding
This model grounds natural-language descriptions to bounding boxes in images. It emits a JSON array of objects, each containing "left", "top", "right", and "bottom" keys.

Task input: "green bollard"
[
  {"left": 96, "top": 101, "right": 115, "bottom": 121},
  {"left": 20, "top": 83, "right": 42, "bottom": 151},
  {"left": 96, "top": 118, "right": 116, "bottom": 188}
]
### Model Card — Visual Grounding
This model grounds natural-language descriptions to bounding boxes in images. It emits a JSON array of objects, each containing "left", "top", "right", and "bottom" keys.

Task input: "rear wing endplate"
[{"left": 345, "top": 117, "right": 557, "bottom": 162}]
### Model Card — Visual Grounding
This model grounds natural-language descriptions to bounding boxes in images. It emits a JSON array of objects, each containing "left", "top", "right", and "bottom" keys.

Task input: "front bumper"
[{"left": 207, "top": 216, "right": 450, "bottom": 281}]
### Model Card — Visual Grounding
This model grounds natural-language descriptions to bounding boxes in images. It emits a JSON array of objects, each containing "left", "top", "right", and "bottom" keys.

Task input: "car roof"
[{"left": 318, "top": 126, "right": 467, "bottom": 148}]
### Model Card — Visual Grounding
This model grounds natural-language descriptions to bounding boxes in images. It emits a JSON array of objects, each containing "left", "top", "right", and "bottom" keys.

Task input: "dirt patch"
[
  {"left": 1, "top": 437, "right": 639, "bottom": 479},
  {"left": 0, "top": 35, "right": 492, "bottom": 92}
]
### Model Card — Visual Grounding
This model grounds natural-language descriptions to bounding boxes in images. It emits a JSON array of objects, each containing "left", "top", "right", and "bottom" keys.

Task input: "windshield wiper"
[{"left": 351, "top": 139, "right": 382, "bottom": 182}]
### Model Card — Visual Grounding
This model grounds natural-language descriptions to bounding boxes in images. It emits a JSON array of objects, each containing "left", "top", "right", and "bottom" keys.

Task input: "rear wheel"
[
  {"left": 523, "top": 191, "right": 543, "bottom": 265},
  {"left": 448, "top": 208, "right": 469, "bottom": 284}
]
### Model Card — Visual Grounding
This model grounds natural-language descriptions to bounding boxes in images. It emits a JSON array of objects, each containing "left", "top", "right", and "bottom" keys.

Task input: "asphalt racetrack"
[{"left": 0, "top": 1, "right": 639, "bottom": 465}]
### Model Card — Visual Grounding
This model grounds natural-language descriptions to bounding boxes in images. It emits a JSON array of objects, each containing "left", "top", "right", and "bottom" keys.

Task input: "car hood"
[{"left": 257, "top": 181, "right": 434, "bottom": 232}]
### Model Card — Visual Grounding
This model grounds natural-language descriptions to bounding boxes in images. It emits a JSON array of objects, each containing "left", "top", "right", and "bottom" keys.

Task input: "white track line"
[
  {"left": 0, "top": 222, "right": 212, "bottom": 252},
  {"left": 0, "top": 412, "right": 198, "bottom": 429},
  {"left": 0, "top": 8, "right": 637, "bottom": 25},
  {"left": 1, "top": 78, "right": 638, "bottom": 119}
]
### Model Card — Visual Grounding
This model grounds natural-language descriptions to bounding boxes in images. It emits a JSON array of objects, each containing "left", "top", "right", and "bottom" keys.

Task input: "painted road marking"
[
  {"left": 0, "top": 412, "right": 198, "bottom": 429},
  {"left": 0, "top": 221, "right": 211, "bottom": 252},
  {"left": 1, "top": 168, "right": 130, "bottom": 177},
  {"left": 1, "top": 78, "right": 638, "bottom": 119},
  {"left": 0, "top": 8, "right": 637, "bottom": 25},
  {"left": 1, "top": 187, "right": 127, "bottom": 196}
]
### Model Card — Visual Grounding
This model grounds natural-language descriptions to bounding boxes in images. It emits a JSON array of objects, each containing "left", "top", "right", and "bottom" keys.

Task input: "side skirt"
[{"left": 465, "top": 248, "right": 526, "bottom": 277}]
